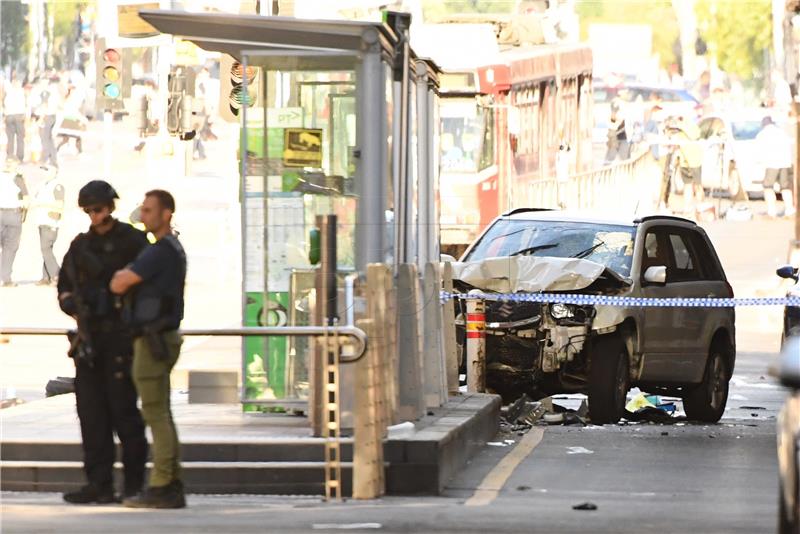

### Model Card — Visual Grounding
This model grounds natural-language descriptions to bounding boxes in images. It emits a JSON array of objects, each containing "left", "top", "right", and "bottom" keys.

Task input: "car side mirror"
[
  {"left": 776, "top": 264, "right": 799, "bottom": 282},
  {"left": 643, "top": 265, "right": 667, "bottom": 284},
  {"left": 777, "top": 337, "right": 800, "bottom": 390},
  {"left": 440, "top": 254, "right": 457, "bottom": 263}
]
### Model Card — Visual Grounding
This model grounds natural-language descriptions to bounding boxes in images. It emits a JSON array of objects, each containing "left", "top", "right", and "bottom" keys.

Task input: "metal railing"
[
  {"left": 529, "top": 148, "right": 658, "bottom": 212},
  {"left": 0, "top": 326, "right": 368, "bottom": 363}
]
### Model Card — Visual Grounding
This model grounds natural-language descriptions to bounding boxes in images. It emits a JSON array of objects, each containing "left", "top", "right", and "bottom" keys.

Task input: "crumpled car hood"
[{"left": 452, "top": 256, "right": 612, "bottom": 293}]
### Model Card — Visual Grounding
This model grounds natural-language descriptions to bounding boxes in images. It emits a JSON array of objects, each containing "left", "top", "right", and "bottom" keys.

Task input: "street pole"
[
  {"left": 793, "top": 101, "right": 800, "bottom": 266},
  {"left": 103, "top": 110, "right": 112, "bottom": 178}
]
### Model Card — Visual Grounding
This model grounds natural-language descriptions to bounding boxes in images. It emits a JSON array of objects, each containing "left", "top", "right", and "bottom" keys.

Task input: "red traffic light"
[{"left": 103, "top": 48, "right": 120, "bottom": 63}]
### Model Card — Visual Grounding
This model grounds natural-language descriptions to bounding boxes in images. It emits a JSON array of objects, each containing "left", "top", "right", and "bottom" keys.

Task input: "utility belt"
[{"left": 133, "top": 319, "right": 177, "bottom": 362}]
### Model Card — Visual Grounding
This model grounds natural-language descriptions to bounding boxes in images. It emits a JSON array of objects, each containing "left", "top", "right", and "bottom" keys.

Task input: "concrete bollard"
[{"left": 465, "top": 290, "right": 486, "bottom": 393}]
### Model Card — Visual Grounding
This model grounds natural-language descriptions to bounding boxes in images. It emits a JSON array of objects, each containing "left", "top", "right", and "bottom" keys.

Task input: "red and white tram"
[{"left": 438, "top": 42, "right": 594, "bottom": 257}]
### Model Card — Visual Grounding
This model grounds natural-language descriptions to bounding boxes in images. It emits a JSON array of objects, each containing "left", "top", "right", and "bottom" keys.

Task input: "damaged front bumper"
[{"left": 452, "top": 256, "right": 631, "bottom": 400}]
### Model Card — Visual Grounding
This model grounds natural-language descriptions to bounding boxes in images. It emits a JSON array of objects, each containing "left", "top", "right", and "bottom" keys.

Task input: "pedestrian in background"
[
  {"left": 35, "top": 77, "right": 60, "bottom": 168},
  {"left": 757, "top": 116, "right": 796, "bottom": 218},
  {"left": 0, "top": 161, "right": 29, "bottom": 286},
  {"left": 4, "top": 75, "right": 27, "bottom": 162},
  {"left": 673, "top": 117, "right": 704, "bottom": 215},
  {"left": 605, "top": 99, "right": 630, "bottom": 163},
  {"left": 57, "top": 180, "right": 149, "bottom": 504},
  {"left": 30, "top": 165, "right": 65, "bottom": 285},
  {"left": 111, "top": 189, "right": 187, "bottom": 509}
]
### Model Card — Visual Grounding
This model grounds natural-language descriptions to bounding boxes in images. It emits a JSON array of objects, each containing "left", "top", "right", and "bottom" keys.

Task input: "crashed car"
[{"left": 453, "top": 209, "right": 736, "bottom": 424}]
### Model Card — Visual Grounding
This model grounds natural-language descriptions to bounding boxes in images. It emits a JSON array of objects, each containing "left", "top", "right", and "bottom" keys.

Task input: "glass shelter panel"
[{"left": 240, "top": 55, "right": 358, "bottom": 409}]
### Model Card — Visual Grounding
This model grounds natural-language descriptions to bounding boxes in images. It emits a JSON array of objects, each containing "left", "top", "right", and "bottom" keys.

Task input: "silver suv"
[{"left": 454, "top": 210, "right": 736, "bottom": 424}]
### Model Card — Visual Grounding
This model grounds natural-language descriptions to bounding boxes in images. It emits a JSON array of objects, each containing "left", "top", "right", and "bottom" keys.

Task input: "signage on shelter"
[{"left": 283, "top": 128, "right": 323, "bottom": 167}]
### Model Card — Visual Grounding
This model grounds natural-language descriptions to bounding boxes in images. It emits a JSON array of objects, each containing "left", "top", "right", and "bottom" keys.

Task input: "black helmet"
[{"left": 78, "top": 180, "right": 119, "bottom": 207}]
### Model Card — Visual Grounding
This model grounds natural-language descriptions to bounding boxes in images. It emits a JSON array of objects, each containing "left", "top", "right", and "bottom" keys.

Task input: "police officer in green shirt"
[{"left": 110, "top": 189, "right": 187, "bottom": 509}]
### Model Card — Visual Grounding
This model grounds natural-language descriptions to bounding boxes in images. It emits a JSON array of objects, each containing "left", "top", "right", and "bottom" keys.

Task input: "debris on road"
[
  {"left": 566, "top": 446, "right": 594, "bottom": 455},
  {"left": 572, "top": 502, "right": 598, "bottom": 511}
]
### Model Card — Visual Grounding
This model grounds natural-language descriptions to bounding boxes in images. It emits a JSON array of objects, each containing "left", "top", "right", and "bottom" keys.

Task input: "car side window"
[
  {"left": 666, "top": 231, "right": 702, "bottom": 282},
  {"left": 641, "top": 229, "right": 668, "bottom": 272},
  {"left": 689, "top": 231, "right": 724, "bottom": 280}
]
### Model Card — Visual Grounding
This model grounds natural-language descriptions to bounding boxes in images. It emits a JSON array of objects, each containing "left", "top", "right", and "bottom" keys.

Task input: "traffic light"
[
  {"left": 219, "top": 54, "right": 259, "bottom": 123},
  {"left": 95, "top": 38, "right": 130, "bottom": 112},
  {"left": 166, "top": 65, "right": 196, "bottom": 140}
]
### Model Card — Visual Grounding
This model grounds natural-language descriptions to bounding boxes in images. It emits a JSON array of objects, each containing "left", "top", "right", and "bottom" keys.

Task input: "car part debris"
[{"left": 572, "top": 502, "right": 598, "bottom": 511}]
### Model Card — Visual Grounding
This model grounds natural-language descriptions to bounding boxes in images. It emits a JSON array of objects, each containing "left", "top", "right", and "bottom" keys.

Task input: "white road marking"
[
  {"left": 312, "top": 523, "right": 382, "bottom": 530},
  {"left": 465, "top": 427, "right": 544, "bottom": 507}
]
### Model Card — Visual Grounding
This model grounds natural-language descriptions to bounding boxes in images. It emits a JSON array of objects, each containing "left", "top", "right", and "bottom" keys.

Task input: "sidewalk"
[{"left": 1, "top": 392, "right": 500, "bottom": 496}]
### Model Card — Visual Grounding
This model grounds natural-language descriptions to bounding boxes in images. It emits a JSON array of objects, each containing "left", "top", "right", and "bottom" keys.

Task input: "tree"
[
  {"left": 695, "top": 0, "right": 772, "bottom": 79},
  {"left": 1, "top": 1, "right": 30, "bottom": 74},
  {"left": 421, "top": 0, "right": 515, "bottom": 21}
]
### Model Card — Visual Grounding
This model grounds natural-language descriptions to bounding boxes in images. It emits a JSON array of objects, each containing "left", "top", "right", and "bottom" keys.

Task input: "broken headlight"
[{"left": 550, "top": 303, "right": 575, "bottom": 319}]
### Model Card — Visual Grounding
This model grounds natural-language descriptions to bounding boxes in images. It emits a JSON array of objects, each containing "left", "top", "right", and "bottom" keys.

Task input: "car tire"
[
  {"left": 682, "top": 342, "right": 730, "bottom": 423},
  {"left": 588, "top": 334, "right": 630, "bottom": 424}
]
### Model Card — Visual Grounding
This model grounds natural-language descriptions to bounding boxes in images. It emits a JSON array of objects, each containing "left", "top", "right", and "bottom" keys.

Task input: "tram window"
[
  {"left": 440, "top": 98, "right": 486, "bottom": 172},
  {"left": 479, "top": 106, "right": 495, "bottom": 171}
]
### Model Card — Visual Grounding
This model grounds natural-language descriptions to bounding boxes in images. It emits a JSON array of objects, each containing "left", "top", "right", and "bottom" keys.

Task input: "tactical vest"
[{"left": 72, "top": 222, "right": 146, "bottom": 321}]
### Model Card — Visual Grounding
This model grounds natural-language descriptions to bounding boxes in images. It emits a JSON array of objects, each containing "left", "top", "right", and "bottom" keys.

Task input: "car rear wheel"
[
  {"left": 682, "top": 343, "right": 729, "bottom": 423},
  {"left": 588, "top": 334, "right": 630, "bottom": 424}
]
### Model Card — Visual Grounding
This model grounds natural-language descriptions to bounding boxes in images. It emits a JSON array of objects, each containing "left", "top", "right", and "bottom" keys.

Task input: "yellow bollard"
[{"left": 465, "top": 291, "right": 486, "bottom": 393}]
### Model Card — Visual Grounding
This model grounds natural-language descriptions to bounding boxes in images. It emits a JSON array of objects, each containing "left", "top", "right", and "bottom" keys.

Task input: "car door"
[
  {"left": 662, "top": 227, "right": 709, "bottom": 382},
  {"left": 640, "top": 227, "right": 679, "bottom": 359}
]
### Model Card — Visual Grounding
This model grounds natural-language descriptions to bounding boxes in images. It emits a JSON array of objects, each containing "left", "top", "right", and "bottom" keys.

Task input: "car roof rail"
[
  {"left": 502, "top": 207, "right": 555, "bottom": 217},
  {"left": 634, "top": 215, "right": 697, "bottom": 225}
]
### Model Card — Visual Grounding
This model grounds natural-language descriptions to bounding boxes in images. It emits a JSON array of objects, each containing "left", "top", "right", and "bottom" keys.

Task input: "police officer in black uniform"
[{"left": 57, "top": 180, "right": 148, "bottom": 504}]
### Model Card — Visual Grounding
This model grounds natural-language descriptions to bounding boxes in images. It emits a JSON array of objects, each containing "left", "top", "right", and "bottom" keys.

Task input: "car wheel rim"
[{"left": 709, "top": 353, "right": 726, "bottom": 410}]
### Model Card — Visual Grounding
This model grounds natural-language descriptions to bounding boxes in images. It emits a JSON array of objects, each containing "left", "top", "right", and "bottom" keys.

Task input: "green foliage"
[
  {"left": 575, "top": 0, "right": 680, "bottom": 68},
  {"left": 421, "top": 0, "right": 515, "bottom": 20},
  {"left": 49, "top": 1, "right": 85, "bottom": 70},
  {"left": 695, "top": 0, "right": 772, "bottom": 79},
  {"left": 1, "top": 1, "right": 30, "bottom": 71}
]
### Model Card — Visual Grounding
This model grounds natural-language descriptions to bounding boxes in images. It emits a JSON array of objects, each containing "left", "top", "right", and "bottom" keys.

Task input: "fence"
[{"left": 529, "top": 149, "right": 662, "bottom": 212}]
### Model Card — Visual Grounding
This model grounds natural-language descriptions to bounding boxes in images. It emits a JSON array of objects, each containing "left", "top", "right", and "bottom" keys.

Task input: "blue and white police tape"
[{"left": 440, "top": 291, "right": 800, "bottom": 308}]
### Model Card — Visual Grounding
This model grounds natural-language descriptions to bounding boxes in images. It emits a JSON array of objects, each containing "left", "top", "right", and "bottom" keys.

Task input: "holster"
[{"left": 143, "top": 326, "right": 169, "bottom": 362}]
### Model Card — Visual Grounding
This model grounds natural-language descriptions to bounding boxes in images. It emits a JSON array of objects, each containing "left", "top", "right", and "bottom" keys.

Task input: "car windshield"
[
  {"left": 730, "top": 121, "right": 762, "bottom": 140},
  {"left": 464, "top": 219, "right": 636, "bottom": 276}
]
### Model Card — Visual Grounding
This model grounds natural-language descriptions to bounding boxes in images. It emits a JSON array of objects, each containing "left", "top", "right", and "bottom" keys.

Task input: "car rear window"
[{"left": 464, "top": 219, "right": 636, "bottom": 277}]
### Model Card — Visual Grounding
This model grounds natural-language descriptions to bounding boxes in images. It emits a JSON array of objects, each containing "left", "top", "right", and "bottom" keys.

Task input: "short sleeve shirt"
[{"left": 129, "top": 235, "right": 187, "bottom": 330}]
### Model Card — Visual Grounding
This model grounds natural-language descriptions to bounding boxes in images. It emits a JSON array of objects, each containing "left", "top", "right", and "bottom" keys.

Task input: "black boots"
[
  {"left": 63, "top": 485, "right": 117, "bottom": 504},
  {"left": 122, "top": 480, "right": 186, "bottom": 509}
]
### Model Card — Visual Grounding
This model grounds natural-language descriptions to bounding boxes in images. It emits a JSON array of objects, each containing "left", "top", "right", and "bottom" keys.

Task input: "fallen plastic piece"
[
  {"left": 625, "top": 392, "right": 656, "bottom": 412},
  {"left": 566, "top": 446, "right": 594, "bottom": 455},
  {"left": 572, "top": 502, "right": 598, "bottom": 511}
]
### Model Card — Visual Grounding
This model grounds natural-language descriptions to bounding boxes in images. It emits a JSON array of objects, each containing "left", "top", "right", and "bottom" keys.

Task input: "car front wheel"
[
  {"left": 682, "top": 343, "right": 730, "bottom": 423},
  {"left": 588, "top": 334, "right": 630, "bottom": 424}
]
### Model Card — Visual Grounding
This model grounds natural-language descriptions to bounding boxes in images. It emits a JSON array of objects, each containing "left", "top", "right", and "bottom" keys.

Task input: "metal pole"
[
  {"left": 465, "top": 290, "right": 486, "bottom": 393},
  {"left": 313, "top": 214, "right": 338, "bottom": 436},
  {"left": 103, "top": 110, "right": 112, "bottom": 177},
  {"left": 319, "top": 214, "right": 338, "bottom": 326},
  {"left": 795, "top": 102, "right": 800, "bottom": 250},
  {"left": 0, "top": 325, "right": 367, "bottom": 363}
]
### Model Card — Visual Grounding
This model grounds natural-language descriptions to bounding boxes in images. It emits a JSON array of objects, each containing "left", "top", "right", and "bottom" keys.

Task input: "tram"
[{"left": 431, "top": 33, "right": 594, "bottom": 257}]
